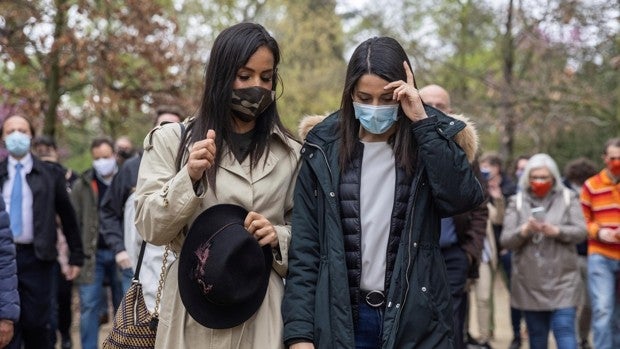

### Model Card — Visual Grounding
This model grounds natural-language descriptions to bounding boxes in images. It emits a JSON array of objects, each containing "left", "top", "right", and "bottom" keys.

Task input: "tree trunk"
[
  {"left": 43, "top": 0, "right": 66, "bottom": 138},
  {"left": 499, "top": 0, "right": 516, "bottom": 165}
]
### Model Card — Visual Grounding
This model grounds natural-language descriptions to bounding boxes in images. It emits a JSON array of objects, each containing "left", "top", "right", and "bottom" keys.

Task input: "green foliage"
[{"left": 272, "top": 0, "right": 346, "bottom": 133}]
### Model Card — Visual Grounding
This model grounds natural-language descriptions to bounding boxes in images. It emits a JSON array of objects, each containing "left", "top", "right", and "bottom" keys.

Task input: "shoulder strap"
[
  {"left": 133, "top": 241, "right": 147, "bottom": 280},
  {"left": 563, "top": 187, "right": 571, "bottom": 206},
  {"left": 516, "top": 191, "right": 523, "bottom": 211}
]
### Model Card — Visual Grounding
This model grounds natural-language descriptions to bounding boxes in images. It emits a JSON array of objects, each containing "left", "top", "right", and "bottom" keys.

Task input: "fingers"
[
  {"left": 244, "top": 211, "right": 261, "bottom": 231},
  {"left": 65, "top": 266, "right": 80, "bottom": 281},
  {"left": 392, "top": 83, "right": 418, "bottom": 103},
  {"left": 245, "top": 211, "right": 278, "bottom": 247},
  {"left": 187, "top": 129, "right": 217, "bottom": 182},
  {"left": 206, "top": 129, "right": 215, "bottom": 140}
]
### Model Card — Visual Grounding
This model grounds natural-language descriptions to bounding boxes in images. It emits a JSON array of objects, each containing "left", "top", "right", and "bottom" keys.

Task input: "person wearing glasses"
[
  {"left": 501, "top": 153, "right": 586, "bottom": 349},
  {"left": 580, "top": 137, "right": 620, "bottom": 349}
]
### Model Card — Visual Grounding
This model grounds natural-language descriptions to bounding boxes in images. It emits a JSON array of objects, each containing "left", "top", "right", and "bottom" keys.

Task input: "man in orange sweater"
[{"left": 580, "top": 137, "right": 620, "bottom": 349}]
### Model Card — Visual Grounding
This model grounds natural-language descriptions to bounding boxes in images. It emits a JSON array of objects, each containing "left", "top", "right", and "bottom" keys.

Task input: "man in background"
[
  {"left": 1, "top": 115, "right": 83, "bottom": 349},
  {"left": 580, "top": 137, "right": 620, "bottom": 349},
  {"left": 70, "top": 137, "right": 120, "bottom": 349},
  {"left": 31, "top": 135, "right": 77, "bottom": 349},
  {"left": 419, "top": 85, "right": 489, "bottom": 349}
]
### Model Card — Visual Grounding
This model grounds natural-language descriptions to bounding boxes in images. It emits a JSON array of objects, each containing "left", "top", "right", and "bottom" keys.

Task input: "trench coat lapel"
[{"left": 219, "top": 146, "right": 278, "bottom": 184}]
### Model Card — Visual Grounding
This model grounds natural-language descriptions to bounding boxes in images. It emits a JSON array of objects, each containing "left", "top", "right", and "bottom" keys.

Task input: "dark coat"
[
  {"left": 453, "top": 199, "right": 489, "bottom": 279},
  {"left": 0, "top": 156, "right": 84, "bottom": 266},
  {"left": 0, "top": 196, "right": 19, "bottom": 321},
  {"left": 100, "top": 155, "right": 141, "bottom": 254},
  {"left": 282, "top": 107, "right": 485, "bottom": 348}
]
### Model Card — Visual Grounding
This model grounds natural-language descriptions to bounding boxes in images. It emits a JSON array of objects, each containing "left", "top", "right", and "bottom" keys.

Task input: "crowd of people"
[{"left": 0, "top": 21, "right": 618, "bottom": 349}]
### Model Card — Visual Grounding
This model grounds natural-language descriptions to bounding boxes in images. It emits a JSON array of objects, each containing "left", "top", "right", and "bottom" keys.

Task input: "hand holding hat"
[
  {"left": 178, "top": 204, "right": 272, "bottom": 329},
  {"left": 244, "top": 211, "right": 279, "bottom": 248}
]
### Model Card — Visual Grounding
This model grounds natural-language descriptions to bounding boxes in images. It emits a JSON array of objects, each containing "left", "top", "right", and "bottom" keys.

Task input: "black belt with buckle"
[
  {"left": 361, "top": 290, "right": 385, "bottom": 308},
  {"left": 15, "top": 243, "right": 34, "bottom": 251}
]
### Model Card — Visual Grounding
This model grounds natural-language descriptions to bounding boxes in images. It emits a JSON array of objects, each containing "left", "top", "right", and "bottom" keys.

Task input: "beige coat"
[{"left": 134, "top": 122, "right": 301, "bottom": 349}]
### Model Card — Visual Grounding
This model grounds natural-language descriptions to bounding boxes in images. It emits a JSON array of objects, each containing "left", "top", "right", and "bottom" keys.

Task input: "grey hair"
[{"left": 518, "top": 153, "right": 564, "bottom": 192}]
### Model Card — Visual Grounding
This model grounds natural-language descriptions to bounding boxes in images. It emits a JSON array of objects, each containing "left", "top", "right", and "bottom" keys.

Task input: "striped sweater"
[{"left": 580, "top": 169, "right": 620, "bottom": 260}]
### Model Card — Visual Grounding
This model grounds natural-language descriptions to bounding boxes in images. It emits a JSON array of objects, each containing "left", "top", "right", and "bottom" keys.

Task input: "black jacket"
[
  {"left": 282, "top": 107, "right": 485, "bottom": 348},
  {"left": 100, "top": 155, "right": 141, "bottom": 254},
  {"left": 0, "top": 155, "right": 84, "bottom": 266}
]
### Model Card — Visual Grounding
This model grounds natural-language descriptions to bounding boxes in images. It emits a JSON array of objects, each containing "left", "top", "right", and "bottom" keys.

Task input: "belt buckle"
[{"left": 365, "top": 290, "right": 385, "bottom": 308}]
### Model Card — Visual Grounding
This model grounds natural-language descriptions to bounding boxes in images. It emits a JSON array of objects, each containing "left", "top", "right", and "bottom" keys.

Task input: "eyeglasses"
[{"left": 529, "top": 176, "right": 551, "bottom": 181}]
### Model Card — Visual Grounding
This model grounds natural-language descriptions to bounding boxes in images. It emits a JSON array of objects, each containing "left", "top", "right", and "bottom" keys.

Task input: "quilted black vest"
[{"left": 339, "top": 142, "right": 411, "bottom": 322}]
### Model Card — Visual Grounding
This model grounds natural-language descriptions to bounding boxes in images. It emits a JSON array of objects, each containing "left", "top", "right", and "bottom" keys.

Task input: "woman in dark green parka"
[{"left": 282, "top": 37, "right": 485, "bottom": 348}]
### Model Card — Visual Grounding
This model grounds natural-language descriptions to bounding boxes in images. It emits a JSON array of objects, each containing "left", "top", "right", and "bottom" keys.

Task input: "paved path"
[{"left": 468, "top": 275, "right": 557, "bottom": 349}]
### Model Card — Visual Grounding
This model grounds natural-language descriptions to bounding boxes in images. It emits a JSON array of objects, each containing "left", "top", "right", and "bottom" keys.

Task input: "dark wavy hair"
[
  {"left": 339, "top": 36, "right": 418, "bottom": 175},
  {"left": 564, "top": 157, "right": 598, "bottom": 186},
  {"left": 176, "top": 22, "right": 293, "bottom": 190}
]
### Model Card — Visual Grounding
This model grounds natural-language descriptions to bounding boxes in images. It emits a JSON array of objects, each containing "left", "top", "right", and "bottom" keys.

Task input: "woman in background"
[{"left": 501, "top": 153, "right": 586, "bottom": 349}]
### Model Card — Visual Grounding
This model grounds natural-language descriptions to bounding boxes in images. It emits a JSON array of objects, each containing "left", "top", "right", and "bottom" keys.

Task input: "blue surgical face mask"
[
  {"left": 353, "top": 102, "right": 399, "bottom": 135},
  {"left": 5, "top": 131, "right": 31, "bottom": 158}
]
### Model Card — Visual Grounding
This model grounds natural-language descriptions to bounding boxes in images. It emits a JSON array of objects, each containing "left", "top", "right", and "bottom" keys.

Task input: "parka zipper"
[{"left": 303, "top": 141, "right": 334, "bottom": 188}]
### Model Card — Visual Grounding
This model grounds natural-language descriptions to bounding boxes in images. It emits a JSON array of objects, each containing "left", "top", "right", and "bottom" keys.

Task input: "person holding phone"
[
  {"left": 282, "top": 36, "right": 484, "bottom": 348},
  {"left": 501, "top": 153, "right": 587, "bottom": 349}
]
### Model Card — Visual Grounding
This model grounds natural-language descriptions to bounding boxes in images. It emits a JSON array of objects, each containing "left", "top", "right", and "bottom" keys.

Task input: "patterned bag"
[{"left": 102, "top": 242, "right": 169, "bottom": 349}]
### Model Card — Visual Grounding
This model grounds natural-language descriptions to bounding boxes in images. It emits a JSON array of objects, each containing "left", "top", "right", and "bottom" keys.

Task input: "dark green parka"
[{"left": 283, "top": 107, "right": 484, "bottom": 348}]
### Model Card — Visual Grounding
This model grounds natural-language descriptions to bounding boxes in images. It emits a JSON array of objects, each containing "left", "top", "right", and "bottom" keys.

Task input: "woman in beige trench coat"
[{"left": 134, "top": 22, "right": 301, "bottom": 349}]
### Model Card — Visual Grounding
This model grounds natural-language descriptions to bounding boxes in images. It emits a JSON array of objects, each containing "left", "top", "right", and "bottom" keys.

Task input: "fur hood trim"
[{"left": 450, "top": 113, "right": 479, "bottom": 163}]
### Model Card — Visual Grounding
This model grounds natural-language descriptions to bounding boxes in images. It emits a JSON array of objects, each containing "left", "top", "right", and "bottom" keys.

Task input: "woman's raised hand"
[
  {"left": 187, "top": 129, "right": 216, "bottom": 183},
  {"left": 384, "top": 61, "right": 428, "bottom": 122}
]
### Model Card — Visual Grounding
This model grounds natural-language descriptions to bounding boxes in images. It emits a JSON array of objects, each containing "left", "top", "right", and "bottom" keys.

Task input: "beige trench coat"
[{"left": 134, "top": 122, "right": 301, "bottom": 349}]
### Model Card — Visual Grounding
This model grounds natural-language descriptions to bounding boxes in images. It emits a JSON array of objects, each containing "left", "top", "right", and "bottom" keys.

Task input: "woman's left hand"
[
  {"left": 384, "top": 61, "right": 428, "bottom": 122},
  {"left": 245, "top": 211, "right": 279, "bottom": 248}
]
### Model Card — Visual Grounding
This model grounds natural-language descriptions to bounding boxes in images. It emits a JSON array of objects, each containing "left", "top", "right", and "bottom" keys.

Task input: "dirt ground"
[{"left": 58, "top": 276, "right": 558, "bottom": 349}]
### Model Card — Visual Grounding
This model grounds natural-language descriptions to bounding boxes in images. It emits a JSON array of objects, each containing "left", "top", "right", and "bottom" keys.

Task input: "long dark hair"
[
  {"left": 339, "top": 37, "right": 418, "bottom": 175},
  {"left": 176, "top": 22, "right": 294, "bottom": 190}
]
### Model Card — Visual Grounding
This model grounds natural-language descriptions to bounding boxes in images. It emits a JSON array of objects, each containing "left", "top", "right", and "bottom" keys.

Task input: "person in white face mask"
[
  {"left": 69, "top": 137, "right": 121, "bottom": 349},
  {"left": 0, "top": 114, "right": 84, "bottom": 349}
]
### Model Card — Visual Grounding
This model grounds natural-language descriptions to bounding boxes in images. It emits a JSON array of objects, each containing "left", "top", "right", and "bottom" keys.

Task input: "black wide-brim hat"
[{"left": 178, "top": 204, "right": 272, "bottom": 329}]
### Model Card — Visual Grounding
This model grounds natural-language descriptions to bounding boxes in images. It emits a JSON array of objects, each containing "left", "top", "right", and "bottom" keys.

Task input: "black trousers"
[
  {"left": 7, "top": 245, "right": 54, "bottom": 349},
  {"left": 441, "top": 244, "right": 470, "bottom": 349},
  {"left": 50, "top": 261, "right": 73, "bottom": 344}
]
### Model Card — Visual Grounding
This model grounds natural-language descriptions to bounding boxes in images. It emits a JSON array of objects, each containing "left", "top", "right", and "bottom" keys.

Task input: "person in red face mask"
[
  {"left": 579, "top": 137, "right": 620, "bottom": 349},
  {"left": 501, "top": 153, "right": 587, "bottom": 349}
]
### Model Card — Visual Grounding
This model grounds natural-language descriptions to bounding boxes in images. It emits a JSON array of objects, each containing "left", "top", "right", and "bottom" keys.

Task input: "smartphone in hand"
[{"left": 531, "top": 206, "right": 545, "bottom": 222}]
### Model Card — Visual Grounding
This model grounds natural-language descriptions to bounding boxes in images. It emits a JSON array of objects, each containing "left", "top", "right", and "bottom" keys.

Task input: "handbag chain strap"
[{"left": 152, "top": 244, "right": 170, "bottom": 318}]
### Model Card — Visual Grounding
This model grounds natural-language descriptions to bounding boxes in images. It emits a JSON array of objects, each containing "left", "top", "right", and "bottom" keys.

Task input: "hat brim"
[{"left": 178, "top": 204, "right": 273, "bottom": 329}]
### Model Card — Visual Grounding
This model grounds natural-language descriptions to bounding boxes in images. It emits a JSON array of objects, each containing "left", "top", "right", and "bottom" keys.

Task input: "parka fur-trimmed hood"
[
  {"left": 297, "top": 114, "right": 327, "bottom": 141},
  {"left": 296, "top": 112, "right": 478, "bottom": 163}
]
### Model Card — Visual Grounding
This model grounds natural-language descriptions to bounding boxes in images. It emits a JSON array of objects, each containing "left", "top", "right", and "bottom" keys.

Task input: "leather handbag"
[{"left": 102, "top": 241, "right": 170, "bottom": 349}]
